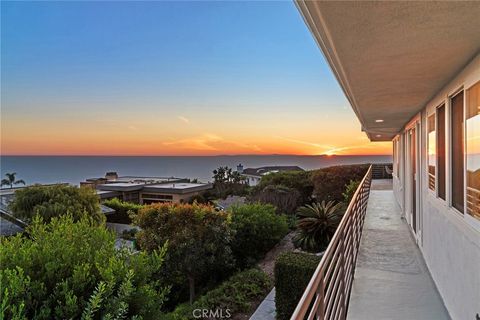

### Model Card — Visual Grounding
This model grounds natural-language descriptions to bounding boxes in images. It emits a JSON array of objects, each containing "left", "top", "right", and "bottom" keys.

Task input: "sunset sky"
[{"left": 1, "top": 1, "right": 391, "bottom": 156}]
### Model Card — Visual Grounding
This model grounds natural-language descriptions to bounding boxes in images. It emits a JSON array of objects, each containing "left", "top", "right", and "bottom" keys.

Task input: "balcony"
[{"left": 292, "top": 166, "right": 449, "bottom": 320}]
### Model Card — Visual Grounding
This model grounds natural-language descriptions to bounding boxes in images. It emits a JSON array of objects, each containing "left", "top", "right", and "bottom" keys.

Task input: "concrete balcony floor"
[{"left": 347, "top": 180, "right": 450, "bottom": 320}]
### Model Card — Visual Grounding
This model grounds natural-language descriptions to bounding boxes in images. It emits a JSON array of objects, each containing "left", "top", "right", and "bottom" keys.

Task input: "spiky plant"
[{"left": 293, "top": 200, "right": 343, "bottom": 252}]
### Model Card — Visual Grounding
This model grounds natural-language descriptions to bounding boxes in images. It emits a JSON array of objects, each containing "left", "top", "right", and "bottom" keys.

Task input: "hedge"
[
  {"left": 274, "top": 252, "right": 322, "bottom": 320},
  {"left": 102, "top": 198, "right": 143, "bottom": 224},
  {"left": 311, "top": 164, "right": 369, "bottom": 202},
  {"left": 165, "top": 268, "right": 271, "bottom": 320}
]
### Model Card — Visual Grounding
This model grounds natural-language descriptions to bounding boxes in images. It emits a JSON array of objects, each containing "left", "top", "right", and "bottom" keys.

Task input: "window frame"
[
  {"left": 464, "top": 81, "right": 480, "bottom": 229},
  {"left": 436, "top": 103, "right": 446, "bottom": 201},
  {"left": 427, "top": 112, "right": 436, "bottom": 194},
  {"left": 448, "top": 88, "right": 465, "bottom": 215}
]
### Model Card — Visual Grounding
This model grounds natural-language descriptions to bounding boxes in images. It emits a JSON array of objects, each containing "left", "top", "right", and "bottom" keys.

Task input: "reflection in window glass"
[
  {"left": 437, "top": 105, "right": 446, "bottom": 200},
  {"left": 428, "top": 115, "right": 436, "bottom": 191},
  {"left": 451, "top": 91, "right": 464, "bottom": 213},
  {"left": 466, "top": 82, "right": 480, "bottom": 220}
]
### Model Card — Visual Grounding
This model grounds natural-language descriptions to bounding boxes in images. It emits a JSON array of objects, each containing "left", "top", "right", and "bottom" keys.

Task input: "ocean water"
[{"left": 0, "top": 155, "right": 392, "bottom": 186}]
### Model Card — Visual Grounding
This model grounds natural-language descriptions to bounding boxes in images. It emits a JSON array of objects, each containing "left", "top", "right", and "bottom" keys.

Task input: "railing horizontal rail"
[{"left": 291, "top": 165, "right": 373, "bottom": 320}]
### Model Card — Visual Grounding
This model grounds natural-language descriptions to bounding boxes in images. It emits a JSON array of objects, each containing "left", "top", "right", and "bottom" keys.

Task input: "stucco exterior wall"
[{"left": 393, "top": 54, "right": 480, "bottom": 320}]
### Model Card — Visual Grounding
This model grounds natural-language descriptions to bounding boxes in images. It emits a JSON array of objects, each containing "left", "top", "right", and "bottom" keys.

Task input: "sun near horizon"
[{"left": 1, "top": 1, "right": 392, "bottom": 157}]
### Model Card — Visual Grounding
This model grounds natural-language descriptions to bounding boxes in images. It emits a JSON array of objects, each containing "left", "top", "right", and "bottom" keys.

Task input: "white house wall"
[{"left": 394, "top": 54, "right": 480, "bottom": 320}]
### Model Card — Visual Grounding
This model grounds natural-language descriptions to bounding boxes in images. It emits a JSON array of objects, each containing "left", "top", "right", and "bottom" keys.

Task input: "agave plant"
[{"left": 293, "top": 200, "right": 343, "bottom": 252}]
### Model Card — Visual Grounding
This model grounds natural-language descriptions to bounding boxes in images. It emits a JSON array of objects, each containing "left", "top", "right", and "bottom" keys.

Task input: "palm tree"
[
  {"left": 293, "top": 200, "right": 343, "bottom": 252},
  {"left": 1, "top": 172, "right": 26, "bottom": 189}
]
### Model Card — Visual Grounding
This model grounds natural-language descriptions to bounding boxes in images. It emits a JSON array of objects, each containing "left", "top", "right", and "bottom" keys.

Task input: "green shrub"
[
  {"left": 342, "top": 180, "right": 360, "bottom": 203},
  {"left": 9, "top": 184, "right": 103, "bottom": 224},
  {"left": 274, "top": 252, "right": 322, "bottom": 320},
  {"left": 103, "top": 198, "right": 143, "bottom": 224},
  {"left": 167, "top": 268, "right": 271, "bottom": 320},
  {"left": 135, "top": 203, "right": 234, "bottom": 304},
  {"left": 0, "top": 215, "right": 168, "bottom": 320},
  {"left": 311, "top": 164, "right": 368, "bottom": 202},
  {"left": 229, "top": 203, "right": 289, "bottom": 268},
  {"left": 254, "top": 171, "right": 313, "bottom": 205}
]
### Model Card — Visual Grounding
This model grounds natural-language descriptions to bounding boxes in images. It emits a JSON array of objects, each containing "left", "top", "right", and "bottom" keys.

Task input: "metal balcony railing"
[{"left": 291, "top": 165, "right": 373, "bottom": 320}]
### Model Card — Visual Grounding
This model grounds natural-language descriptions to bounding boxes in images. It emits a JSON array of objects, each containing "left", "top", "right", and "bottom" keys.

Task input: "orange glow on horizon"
[
  {"left": 1, "top": 110, "right": 392, "bottom": 156},
  {"left": 1, "top": 136, "right": 392, "bottom": 156}
]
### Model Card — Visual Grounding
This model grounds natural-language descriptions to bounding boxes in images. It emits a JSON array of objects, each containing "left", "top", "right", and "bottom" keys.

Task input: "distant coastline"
[{"left": 1, "top": 154, "right": 392, "bottom": 186}]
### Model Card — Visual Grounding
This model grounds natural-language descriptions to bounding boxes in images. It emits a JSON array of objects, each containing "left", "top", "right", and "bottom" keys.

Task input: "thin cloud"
[
  {"left": 178, "top": 116, "right": 190, "bottom": 124},
  {"left": 276, "top": 136, "right": 333, "bottom": 149},
  {"left": 163, "top": 133, "right": 262, "bottom": 153}
]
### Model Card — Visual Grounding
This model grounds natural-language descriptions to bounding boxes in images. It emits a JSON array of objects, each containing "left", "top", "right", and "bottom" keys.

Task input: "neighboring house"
[
  {"left": 96, "top": 182, "right": 213, "bottom": 205},
  {"left": 81, "top": 172, "right": 212, "bottom": 204},
  {"left": 237, "top": 164, "right": 304, "bottom": 186},
  {"left": 0, "top": 216, "right": 24, "bottom": 237},
  {"left": 1, "top": 187, "right": 29, "bottom": 236},
  {"left": 296, "top": 1, "right": 480, "bottom": 319},
  {"left": 80, "top": 172, "right": 188, "bottom": 189}
]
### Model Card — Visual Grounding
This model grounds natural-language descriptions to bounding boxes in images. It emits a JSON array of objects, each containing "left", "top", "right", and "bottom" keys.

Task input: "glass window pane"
[
  {"left": 437, "top": 105, "right": 446, "bottom": 200},
  {"left": 466, "top": 82, "right": 480, "bottom": 220},
  {"left": 428, "top": 114, "right": 436, "bottom": 191},
  {"left": 451, "top": 91, "right": 464, "bottom": 213}
]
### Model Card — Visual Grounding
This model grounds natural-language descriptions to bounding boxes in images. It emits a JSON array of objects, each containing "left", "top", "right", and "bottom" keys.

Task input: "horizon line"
[{"left": 0, "top": 153, "right": 392, "bottom": 157}]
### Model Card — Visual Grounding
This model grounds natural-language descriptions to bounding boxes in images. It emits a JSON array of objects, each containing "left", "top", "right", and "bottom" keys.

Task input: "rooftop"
[
  {"left": 0, "top": 216, "right": 24, "bottom": 236},
  {"left": 96, "top": 183, "right": 145, "bottom": 192},
  {"left": 142, "top": 182, "right": 212, "bottom": 194},
  {"left": 242, "top": 166, "right": 304, "bottom": 177}
]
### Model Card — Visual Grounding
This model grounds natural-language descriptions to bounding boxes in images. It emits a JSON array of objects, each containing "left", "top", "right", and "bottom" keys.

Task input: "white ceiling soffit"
[{"left": 295, "top": 1, "right": 480, "bottom": 141}]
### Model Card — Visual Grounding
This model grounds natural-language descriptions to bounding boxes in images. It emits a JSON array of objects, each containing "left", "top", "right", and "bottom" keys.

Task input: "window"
[
  {"left": 123, "top": 192, "right": 139, "bottom": 203},
  {"left": 451, "top": 91, "right": 464, "bottom": 213},
  {"left": 142, "top": 193, "right": 173, "bottom": 200},
  {"left": 427, "top": 114, "right": 436, "bottom": 191},
  {"left": 466, "top": 82, "right": 480, "bottom": 220},
  {"left": 393, "top": 138, "right": 400, "bottom": 176},
  {"left": 437, "top": 104, "right": 446, "bottom": 200}
]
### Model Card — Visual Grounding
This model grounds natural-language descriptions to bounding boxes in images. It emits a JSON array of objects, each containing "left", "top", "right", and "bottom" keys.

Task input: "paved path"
[
  {"left": 249, "top": 288, "right": 276, "bottom": 320},
  {"left": 347, "top": 181, "right": 450, "bottom": 320}
]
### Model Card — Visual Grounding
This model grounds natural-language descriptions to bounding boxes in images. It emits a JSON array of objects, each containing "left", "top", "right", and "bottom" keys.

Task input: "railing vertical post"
[
  {"left": 316, "top": 277, "right": 325, "bottom": 319},
  {"left": 339, "top": 228, "right": 346, "bottom": 320}
]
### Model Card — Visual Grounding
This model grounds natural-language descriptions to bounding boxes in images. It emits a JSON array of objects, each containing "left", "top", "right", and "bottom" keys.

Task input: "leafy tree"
[
  {"left": 229, "top": 203, "right": 288, "bottom": 268},
  {"left": 0, "top": 215, "right": 169, "bottom": 320},
  {"left": 293, "top": 201, "right": 343, "bottom": 252},
  {"left": 1, "top": 172, "right": 25, "bottom": 189},
  {"left": 102, "top": 198, "right": 143, "bottom": 224},
  {"left": 9, "top": 184, "right": 103, "bottom": 224},
  {"left": 212, "top": 166, "right": 243, "bottom": 185},
  {"left": 134, "top": 203, "right": 233, "bottom": 304},
  {"left": 212, "top": 166, "right": 247, "bottom": 198},
  {"left": 250, "top": 184, "right": 302, "bottom": 215}
]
